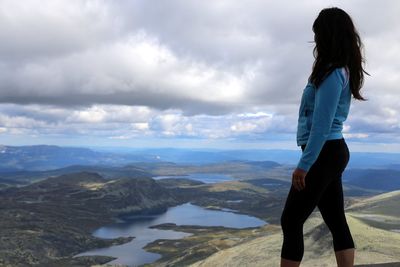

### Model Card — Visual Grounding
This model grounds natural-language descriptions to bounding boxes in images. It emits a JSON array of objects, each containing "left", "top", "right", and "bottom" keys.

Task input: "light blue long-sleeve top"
[{"left": 296, "top": 67, "right": 351, "bottom": 172}]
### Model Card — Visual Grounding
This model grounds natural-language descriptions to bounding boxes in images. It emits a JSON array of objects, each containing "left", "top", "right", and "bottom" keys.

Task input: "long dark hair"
[{"left": 309, "top": 7, "right": 369, "bottom": 101}]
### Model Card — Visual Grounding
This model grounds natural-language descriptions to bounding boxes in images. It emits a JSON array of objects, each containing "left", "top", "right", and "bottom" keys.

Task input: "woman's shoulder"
[
  {"left": 325, "top": 67, "right": 349, "bottom": 88},
  {"left": 335, "top": 66, "right": 349, "bottom": 77},
  {"left": 308, "top": 66, "right": 349, "bottom": 88},
  {"left": 331, "top": 66, "right": 348, "bottom": 76},
  {"left": 336, "top": 66, "right": 350, "bottom": 88}
]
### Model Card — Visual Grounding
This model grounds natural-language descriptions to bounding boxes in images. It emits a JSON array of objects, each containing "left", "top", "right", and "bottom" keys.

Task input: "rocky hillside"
[
  {"left": 0, "top": 144, "right": 159, "bottom": 171},
  {"left": 0, "top": 172, "right": 179, "bottom": 266},
  {"left": 186, "top": 190, "right": 400, "bottom": 267}
]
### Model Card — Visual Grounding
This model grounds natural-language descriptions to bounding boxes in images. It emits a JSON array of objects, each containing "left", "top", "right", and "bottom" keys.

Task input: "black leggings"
[{"left": 280, "top": 137, "right": 355, "bottom": 261}]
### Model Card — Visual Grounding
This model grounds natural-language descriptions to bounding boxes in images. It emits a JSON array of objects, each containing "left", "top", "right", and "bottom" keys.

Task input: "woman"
[{"left": 280, "top": 7, "right": 368, "bottom": 267}]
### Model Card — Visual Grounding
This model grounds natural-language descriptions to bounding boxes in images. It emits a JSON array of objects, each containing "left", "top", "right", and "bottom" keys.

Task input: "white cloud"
[
  {"left": 132, "top": 122, "right": 149, "bottom": 131},
  {"left": 343, "top": 133, "right": 369, "bottom": 139},
  {"left": 0, "top": 0, "right": 124, "bottom": 61},
  {"left": 0, "top": 0, "right": 399, "bottom": 149},
  {"left": 0, "top": 32, "right": 253, "bottom": 115}
]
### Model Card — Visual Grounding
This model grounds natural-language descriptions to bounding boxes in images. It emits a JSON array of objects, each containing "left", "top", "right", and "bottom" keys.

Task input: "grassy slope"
[
  {"left": 188, "top": 190, "right": 400, "bottom": 267},
  {"left": 346, "top": 190, "right": 400, "bottom": 232}
]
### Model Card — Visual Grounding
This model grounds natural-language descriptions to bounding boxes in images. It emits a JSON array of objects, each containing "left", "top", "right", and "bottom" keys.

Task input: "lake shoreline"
[{"left": 75, "top": 202, "right": 267, "bottom": 266}]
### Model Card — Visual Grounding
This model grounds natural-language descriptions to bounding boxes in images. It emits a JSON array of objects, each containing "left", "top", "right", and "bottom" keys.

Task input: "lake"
[
  {"left": 152, "top": 172, "right": 235, "bottom": 183},
  {"left": 75, "top": 202, "right": 267, "bottom": 266}
]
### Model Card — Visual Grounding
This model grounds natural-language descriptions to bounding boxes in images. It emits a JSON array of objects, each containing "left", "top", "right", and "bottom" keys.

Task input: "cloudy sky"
[{"left": 0, "top": 0, "right": 399, "bottom": 152}]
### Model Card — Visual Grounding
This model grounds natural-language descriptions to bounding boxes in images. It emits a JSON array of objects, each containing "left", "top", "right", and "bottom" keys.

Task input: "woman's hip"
[{"left": 302, "top": 137, "right": 349, "bottom": 174}]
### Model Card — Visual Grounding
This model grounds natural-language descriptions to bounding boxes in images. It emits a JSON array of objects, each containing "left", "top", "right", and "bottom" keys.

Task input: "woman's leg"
[
  {"left": 317, "top": 177, "right": 355, "bottom": 247},
  {"left": 280, "top": 157, "right": 335, "bottom": 264},
  {"left": 281, "top": 257, "right": 301, "bottom": 267},
  {"left": 335, "top": 248, "right": 355, "bottom": 267},
  {"left": 317, "top": 176, "right": 355, "bottom": 266},
  {"left": 318, "top": 179, "right": 355, "bottom": 267},
  {"left": 317, "top": 139, "right": 355, "bottom": 267},
  {"left": 281, "top": 138, "right": 351, "bottom": 266}
]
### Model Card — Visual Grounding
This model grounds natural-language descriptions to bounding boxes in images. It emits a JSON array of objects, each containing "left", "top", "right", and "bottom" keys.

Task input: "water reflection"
[{"left": 75, "top": 202, "right": 266, "bottom": 266}]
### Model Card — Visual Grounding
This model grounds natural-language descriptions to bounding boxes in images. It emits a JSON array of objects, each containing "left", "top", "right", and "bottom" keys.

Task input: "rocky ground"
[
  {"left": 0, "top": 172, "right": 179, "bottom": 266},
  {"left": 1, "top": 164, "right": 399, "bottom": 267}
]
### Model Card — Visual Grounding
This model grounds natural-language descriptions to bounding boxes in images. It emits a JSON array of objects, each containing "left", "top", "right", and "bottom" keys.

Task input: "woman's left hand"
[{"left": 292, "top": 167, "right": 307, "bottom": 191}]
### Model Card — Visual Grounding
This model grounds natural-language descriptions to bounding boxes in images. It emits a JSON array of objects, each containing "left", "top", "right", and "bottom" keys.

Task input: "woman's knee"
[
  {"left": 281, "top": 209, "right": 301, "bottom": 232},
  {"left": 323, "top": 213, "right": 349, "bottom": 233},
  {"left": 280, "top": 209, "right": 290, "bottom": 230}
]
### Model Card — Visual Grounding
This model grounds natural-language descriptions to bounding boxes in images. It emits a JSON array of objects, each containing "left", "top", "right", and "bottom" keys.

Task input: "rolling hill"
[
  {"left": 185, "top": 190, "right": 400, "bottom": 267},
  {"left": 0, "top": 172, "right": 179, "bottom": 266}
]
